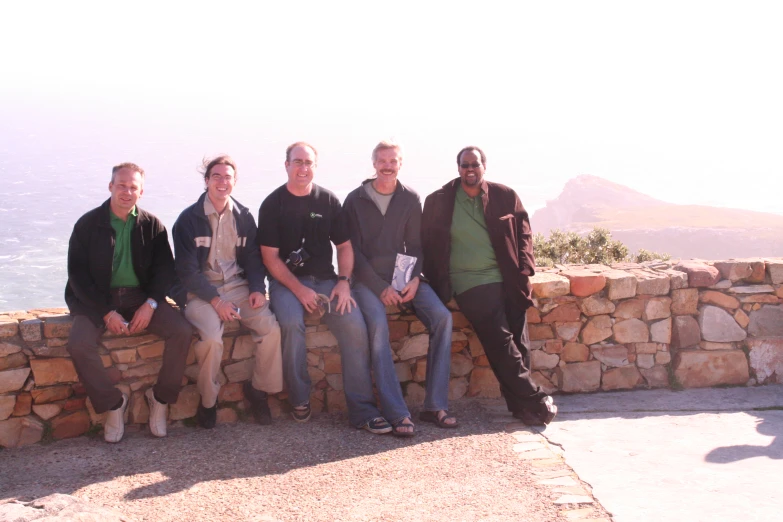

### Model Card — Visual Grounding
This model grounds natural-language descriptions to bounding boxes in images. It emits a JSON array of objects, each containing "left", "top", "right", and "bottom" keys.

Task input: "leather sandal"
[
  {"left": 359, "top": 417, "right": 392, "bottom": 434},
  {"left": 392, "top": 418, "right": 416, "bottom": 438},
  {"left": 419, "top": 410, "right": 459, "bottom": 429}
]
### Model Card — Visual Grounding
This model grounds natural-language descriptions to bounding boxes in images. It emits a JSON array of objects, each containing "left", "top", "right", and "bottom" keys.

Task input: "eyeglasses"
[
  {"left": 290, "top": 159, "right": 316, "bottom": 168},
  {"left": 460, "top": 162, "right": 482, "bottom": 169},
  {"left": 210, "top": 174, "right": 235, "bottom": 182}
]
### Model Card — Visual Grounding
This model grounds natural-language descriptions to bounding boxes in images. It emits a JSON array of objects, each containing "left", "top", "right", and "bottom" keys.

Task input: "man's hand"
[
  {"left": 248, "top": 292, "right": 267, "bottom": 309},
  {"left": 399, "top": 276, "right": 420, "bottom": 303},
  {"left": 380, "top": 285, "right": 403, "bottom": 307},
  {"left": 129, "top": 304, "right": 154, "bottom": 334},
  {"left": 330, "top": 280, "right": 357, "bottom": 314},
  {"left": 104, "top": 310, "right": 129, "bottom": 335},
  {"left": 294, "top": 286, "right": 320, "bottom": 314},
  {"left": 211, "top": 296, "right": 241, "bottom": 322}
]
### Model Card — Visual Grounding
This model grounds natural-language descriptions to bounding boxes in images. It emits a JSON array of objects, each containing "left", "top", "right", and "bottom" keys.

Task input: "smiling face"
[
  {"left": 457, "top": 149, "right": 485, "bottom": 193},
  {"left": 372, "top": 147, "right": 402, "bottom": 184},
  {"left": 285, "top": 144, "right": 317, "bottom": 196},
  {"left": 108, "top": 168, "right": 144, "bottom": 217},
  {"left": 205, "top": 163, "right": 236, "bottom": 208}
]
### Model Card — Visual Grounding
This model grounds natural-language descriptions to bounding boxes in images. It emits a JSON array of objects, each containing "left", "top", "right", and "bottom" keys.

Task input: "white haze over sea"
[{"left": 1, "top": 1, "right": 782, "bottom": 311}]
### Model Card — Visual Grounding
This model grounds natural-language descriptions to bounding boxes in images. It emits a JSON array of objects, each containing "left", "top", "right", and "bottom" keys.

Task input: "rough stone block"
[
  {"left": 674, "top": 350, "right": 749, "bottom": 388},
  {"left": 398, "top": 334, "right": 429, "bottom": 360},
  {"left": 558, "top": 361, "right": 601, "bottom": 393},
  {"left": 531, "top": 350, "right": 559, "bottom": 370},
  {"left": 673, "top": 261, "right": 720, "bottom": 287},
  {"left": 531, "top": 273, "right": 570, "bottom": 298},
  {"left": 467, "top": 332, "right": 484, "bottom": 357},
  {"left": 561, "top": 342, "right": 590, "bottom": 363},
  {"left": 746, "top": 338, "right": 783, "bottom": 384},
  {"left": 323, "top": 352, "right": 342, "bottom": 373},
  {"left": 636, "top": 353, "right": 655, "bottom": 369},
  {"left": 231, "top": 335, "right": 255, "bottom": 360},
  {"left": 223, "top": 359, "right": 254, "bottom": 383},
  {"left": 672, "top": 316, "right": 700, "bottom": 349},
  {"left": 602, "top": 366, "right": 644, "bottom": 390},
  {"left": 450, "top": 353, "right": 474, "bottom": 377},
  {"left": 42, "top": 315, "right": 73, "bottom": 338},
  {"left": 0, "top": 319, "right": 19, "bottom": 338},
  {"left": 699, "top": 305, "right": 747, "bottom": 342},
  {"left": 579, "top": 296, "right": 615, "bottom": 316},
  {"left": 529, "top": 324, "right": 555, "bottom": 341},
  {"left": 217, "top": 407, "right": 238, "bottom": 424},
  {"left": 308, "top": 366, "right": 326, "bottom": 383},
  {"left": 643, "top": 297, "right": 671, "bottom": 321},
  {"left": 713, "top": 261, "right": 754, "bottom": 282},
  {"left": 561, "top": 269, "right": 606, "bottom": 297},
  {"left": 110, "top": 348, "right": 138, "bottom": 364},
  {"left": 0, "top": 416, "right": 44, "bottom": 448},
  {"left": 526, "top": 307, "right": 542, "bottom": 324},
  {"left": 531, "top": 371, "right": 557, "bottom": 395},
  {"left": 671, "top": 288, "right": 699, "bottom": 315},
  {"left": 604, "top": 271, "right": 637, "bottom": 300},
  {"left": 632, "top": 342, "right": 665, "bottom": 354},
  {"left": 388, "top": 321, "right": 410, "bottom": 341},
  {"left": 555, "top": 322, "right": 582, "bottom": 342},
  {"left": 766, "top": 260, "right": 783, "bottom": 284},
  {"left": 542, "top": 303, "right": 581, "bottom": 323},
  {"left": 0, "top": 341, "right": 22, "bottom": 357},
  {"left": 0, "top": 367, "right": 32, "bottom": 394},
  {"left": 326, "top": 374, "right": 343, "bottom": 391},
  {"left": 326, "top": 389, "right": 348, "bottom": 412},
  {"left": 467, "top": 367, "right": 501, "bottom": 398},
  {"left": 20, "top": 319, "right": 43, "bottom": 342},
  {"left": 51, "top": 411, "right": 90, "bottom": 440},
  {"left": 305, "top": 331, "right": 338, "bottom": 348},
  {"left": 748, "top": 305, "right": 783, "bottom": 337},
  {"left": 591, "top": 345, "right": 629, "bottom": 367},
  {"left": 663, "top": 269, "right": 689, "bottom": 290},
  {"left": 137, "top": 341, "right": 165, "bottom": 359},
  {"left": 699, "top": 341, "right": 735, "bottom": 351},
  {"left": 613, "top": 299, "right": 645, "bottom": 319},
  {"left": 728, "top": 285, "right": 775, "bottom": 294},
  {"left": 0, "top": 395, "right": 15, "bottom": 421},
  {"left": 632, "top": 270, "right": 670, "bottom": 296},
  {"left": 448, "top": 377, "right": 468, "bottom": 400},
  {"left": 129, "top": 391, "right": 149, "bottom": 424},
  {"left": 451, "top": 311, "right": 471, "bottom": 328},
  {"left": 403, "top": 382, "right": 426, "bottom": 406},
  {"left": 650, "top": 318, "right": 672, "bottom": 344},
  {"left": 121, "top": 361, "right": 163, "bottom": 379},
  {"left": 32, "top": 403, "right": 62, "bottom": 420},
  {"left": 543, "top": 340, "right": 564, "bottom": 354},
  {"left": 739, "top": 294, "right": 780, "bottom": 304},
  {"left": 101, "top": 334, "right": 159, "bottom": 350},
  {"left": 31, "top": 385, "right": 72, "bottom": 404},
  {"left": 581, "top": 315, "right": 613, "bottom": 345},
  {"left": 699, "top": 290, "right": 740, "bottom": 309},
  {"left": 169, "top": 384, "right": 200, "bottom": 420},
  {"left": 640, "top": 366, "right": 670, "bottom": 388},
  {"left": 613, "top": 318, "right": 649, "bottom": 343},
  {"left": 655, "top": 351, "right": 672, "bottom": 365},
  {"left": 0, "top": 351, "right": 28, "bottom": 371}
]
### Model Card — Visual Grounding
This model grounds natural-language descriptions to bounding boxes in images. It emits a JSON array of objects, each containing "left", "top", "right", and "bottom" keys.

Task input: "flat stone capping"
[{"left": 2, "top": 257, "right": 783, "bottom": 447}]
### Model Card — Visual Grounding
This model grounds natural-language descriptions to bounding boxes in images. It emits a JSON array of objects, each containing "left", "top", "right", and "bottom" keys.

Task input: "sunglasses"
[{"left": 460, "top": 162, "right": 482, "bottom": 169}]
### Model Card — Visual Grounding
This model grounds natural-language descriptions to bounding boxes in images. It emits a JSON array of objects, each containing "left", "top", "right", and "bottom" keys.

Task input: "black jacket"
[
  {"left": 172, "top": 192, "right": 266, "bottom": 304},
  {"left": 342, "top": 179, "right": 424, "bottom": 297},
  {"left": 65, "top": 199, "right": 176, "bottom": 327},
  {"left": 421, "top": 178, "right": 536, "bottom": 310}
]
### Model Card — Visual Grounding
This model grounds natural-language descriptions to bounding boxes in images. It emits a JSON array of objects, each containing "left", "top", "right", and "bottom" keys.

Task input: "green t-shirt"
[
  {"left": 110, "top": 207, "right": 141, "bottom": 288},
  {"left": 449, "top": 185, "right": 503, "bottom": 295}
]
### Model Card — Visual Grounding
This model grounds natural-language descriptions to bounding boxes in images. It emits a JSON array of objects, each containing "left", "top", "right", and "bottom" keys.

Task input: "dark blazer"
[
  {"left": 421, "top": 178, "right": 536, "bottom": 310},
  {"left": 65, "top": 199, "right": 176, "bottom": 327},
  {"left": 172, "top": 192, "right": 267, "bottom": 304},
  {"left": 342, "top": 179, "right": 424, "bottom": 297}
]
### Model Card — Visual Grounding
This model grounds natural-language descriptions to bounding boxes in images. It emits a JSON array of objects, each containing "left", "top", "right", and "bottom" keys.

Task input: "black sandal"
[
  {"left": 359, "top": 417, "right": 392, "bottom": 434},
  {"left": 392, "top": 418, "right": 416, "bottom": 438},
  {"left": 419, "top": 410, "right": 459, "bottom": 429}
]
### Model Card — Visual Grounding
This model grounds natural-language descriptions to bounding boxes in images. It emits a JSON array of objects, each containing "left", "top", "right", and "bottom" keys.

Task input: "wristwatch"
[
  {"left": 146, "top": 298, "right": 158, "bottom": 311},
  {"left": 337, "top": 276, "right": 350, "bottom": 283}
]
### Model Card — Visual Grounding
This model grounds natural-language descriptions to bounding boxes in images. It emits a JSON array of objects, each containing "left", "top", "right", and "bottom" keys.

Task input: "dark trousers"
[
  {"left": 67, "top": 288, "right": 193, "bottom": 413},
  {"left": 455, "top": 282, "right": 547, "bottom": 414}
]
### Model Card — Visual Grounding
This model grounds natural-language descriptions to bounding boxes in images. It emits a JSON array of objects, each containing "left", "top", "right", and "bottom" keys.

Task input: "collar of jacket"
[
  {"left": 99, "top": 198, "right": 149, "bottom": 228},
  {"left": 193, "top": 191, "right": 247, "bottom": 222},
  {"left": 439, "top": 177, "right": 490, "bottom": 199},
  {"left": 357, "top": 178, "right": 406, "bottom": 200}
]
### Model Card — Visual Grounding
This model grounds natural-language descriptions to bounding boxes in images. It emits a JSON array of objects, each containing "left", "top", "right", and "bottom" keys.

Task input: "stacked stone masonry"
[{"left": 2, "top": 258, "right": 783, "bottom": 448}]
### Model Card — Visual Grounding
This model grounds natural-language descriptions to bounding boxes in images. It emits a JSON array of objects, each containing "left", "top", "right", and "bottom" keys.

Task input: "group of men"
[{"left": 65, "top": 141, "right": 557, "bottom": 443}]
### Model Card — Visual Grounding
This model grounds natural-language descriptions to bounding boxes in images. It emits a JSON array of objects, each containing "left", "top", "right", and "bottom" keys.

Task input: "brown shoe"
[{"left": 514, "top": 396, "right": 557, "bottom": 426}]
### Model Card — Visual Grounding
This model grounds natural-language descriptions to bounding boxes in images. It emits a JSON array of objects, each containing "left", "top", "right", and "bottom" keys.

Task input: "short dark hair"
[
  {"left": 111, "top": 162, "right": 145, "bottom": 182},
  {"left": 456, "top": 146, "right": 487, "bottom": 167},
  {"left": 285, "top": 141, "right": 318, "bottom": 163},
  {"left": 201, "top": 155, "right": 237, "bottom": 182}
]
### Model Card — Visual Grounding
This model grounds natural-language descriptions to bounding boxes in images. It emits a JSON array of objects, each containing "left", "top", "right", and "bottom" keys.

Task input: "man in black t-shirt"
[{"left": 258, "top": 142, "right": 392, "bottom": 434}]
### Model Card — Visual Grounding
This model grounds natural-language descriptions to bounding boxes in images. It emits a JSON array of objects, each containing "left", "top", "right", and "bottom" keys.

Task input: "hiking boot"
[
  {"left": 145, "top": 388, "right": 168, "bottom": 437},
  {"left": 197, "top": 402, "right": 217, "bottom": 429},
  {"left": 244, "top": 381, "right": 272, "bottom": 425},
  {"left": 104, "top": 393, "right": 128, "bottom": 443},
  {"left": 513, "top": 396, "right": 558, "bottom": 426}
]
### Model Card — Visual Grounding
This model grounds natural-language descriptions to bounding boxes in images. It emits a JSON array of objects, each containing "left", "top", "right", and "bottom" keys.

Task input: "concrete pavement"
[{"left": 536, "top": 385, "right": 783, "bottom": 522}]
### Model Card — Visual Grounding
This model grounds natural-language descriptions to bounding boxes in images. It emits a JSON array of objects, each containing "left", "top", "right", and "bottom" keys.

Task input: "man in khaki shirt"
[{"left": 173, "top": 155, "right": 283, "bottom": 428}]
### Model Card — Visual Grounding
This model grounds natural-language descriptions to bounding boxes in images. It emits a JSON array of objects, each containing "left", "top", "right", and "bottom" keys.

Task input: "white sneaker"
[
  {"left": 145, "top": 388, "right": 168, "bottom": 437},
  {"left": 104, "top": 393, "right": 128, "bottom": 443}
]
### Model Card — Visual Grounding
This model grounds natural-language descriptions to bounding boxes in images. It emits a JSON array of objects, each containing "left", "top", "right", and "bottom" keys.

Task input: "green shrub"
[{"left": 534, "top": 227, "right": 670, "bottom": 267}]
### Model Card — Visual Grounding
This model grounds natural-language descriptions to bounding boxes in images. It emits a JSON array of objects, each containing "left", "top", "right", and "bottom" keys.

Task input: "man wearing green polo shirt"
[
  {"left": 66, "top": 163, "right": 192, "bottom": 442},
  {"left": 421, "top": 146, "right": 557, "bottom": 426}
]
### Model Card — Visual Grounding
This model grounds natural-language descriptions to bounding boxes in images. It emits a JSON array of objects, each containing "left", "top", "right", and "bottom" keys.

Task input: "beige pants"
[{"left": 185, "top": 281, "right": 283, "bottom": 408}]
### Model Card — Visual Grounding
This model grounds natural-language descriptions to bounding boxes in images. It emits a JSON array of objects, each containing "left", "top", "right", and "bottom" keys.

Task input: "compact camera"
[{"left": 286, "top": 246, "right": 311, "bottom": 268}]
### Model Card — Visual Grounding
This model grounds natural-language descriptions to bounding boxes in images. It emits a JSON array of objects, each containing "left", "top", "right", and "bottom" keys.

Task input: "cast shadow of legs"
[{"left": 705, "top": 411, "right": 782, "bottom": 464}]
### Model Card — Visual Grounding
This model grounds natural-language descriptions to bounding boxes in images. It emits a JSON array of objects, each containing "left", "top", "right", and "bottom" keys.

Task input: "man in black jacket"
[
  {"left": 173, "top": 155, "right": 282, "bottom": 429},
  {"left": 65, "top": 163, "right": 192, "bottom": 443},
  {"left": 343, "top": 140, "right": 457, "bottom": 434}
]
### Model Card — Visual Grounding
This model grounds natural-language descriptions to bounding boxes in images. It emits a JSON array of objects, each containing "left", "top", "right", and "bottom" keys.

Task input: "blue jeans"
[
  {"left": 353, "top": 281, "right": 453, "bottom": 415},
  {"left": 269, "top": 276, "right": 382, "bottom": 427}
]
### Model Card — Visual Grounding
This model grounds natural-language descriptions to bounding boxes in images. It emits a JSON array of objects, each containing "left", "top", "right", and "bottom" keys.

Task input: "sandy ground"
[{"left": 0, "top": 400, "right": 573, "bottom": 522}]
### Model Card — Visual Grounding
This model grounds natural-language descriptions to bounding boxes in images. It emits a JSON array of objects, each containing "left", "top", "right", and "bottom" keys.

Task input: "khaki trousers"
[{"left": 185, "top": 281, "right": 283, "bottom": 408}]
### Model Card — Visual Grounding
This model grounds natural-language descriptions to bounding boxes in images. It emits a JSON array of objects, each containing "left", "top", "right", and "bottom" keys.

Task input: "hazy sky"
[{"left": 2, "top": 0, "right": 782, "bottom": 213}]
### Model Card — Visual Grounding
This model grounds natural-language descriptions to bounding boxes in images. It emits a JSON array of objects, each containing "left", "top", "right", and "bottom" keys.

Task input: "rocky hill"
[{"left": 531, "top": 175, "right": 783, "bottom": 259}]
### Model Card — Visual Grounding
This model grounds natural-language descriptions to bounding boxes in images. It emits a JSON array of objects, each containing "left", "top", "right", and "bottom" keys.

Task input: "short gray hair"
[{"left": 371, "top": 139, "right": 403, "bottom": 162}]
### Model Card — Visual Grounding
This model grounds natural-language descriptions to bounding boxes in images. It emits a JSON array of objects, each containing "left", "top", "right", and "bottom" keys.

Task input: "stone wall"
[{"left": 2, "top": 258, "right": 783, "bottom": 448}]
